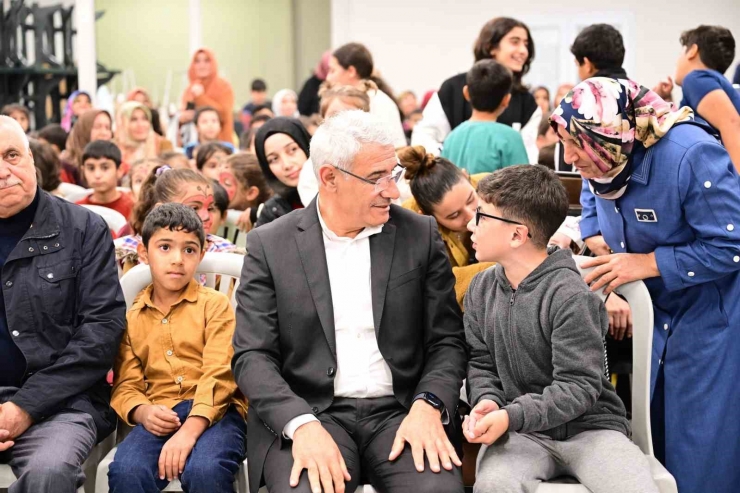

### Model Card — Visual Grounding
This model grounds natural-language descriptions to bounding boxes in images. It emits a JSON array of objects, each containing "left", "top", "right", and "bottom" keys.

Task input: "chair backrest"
[
  {"left": 217, "top": 209, "right": 247, "bottom": 249},
  {"left": 573, "top": 255, "right": 654, "bottom": 457},
  {"left": 59, "top": 182, "right": 90, "bottom": 202},
  {"left": 81, "top": 204, "right": 128, "bottom": 233},
  {"left": 119, "top": 252, "right": 244, "bottom": 310}
]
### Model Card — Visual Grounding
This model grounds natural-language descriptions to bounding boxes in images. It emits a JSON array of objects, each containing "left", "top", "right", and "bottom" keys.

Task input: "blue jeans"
[{"left": 108, "top": 400, "right": 246, "bottom": 493}]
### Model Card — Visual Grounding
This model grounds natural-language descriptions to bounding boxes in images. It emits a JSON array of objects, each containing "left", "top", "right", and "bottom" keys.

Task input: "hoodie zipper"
[{"left": 507, "top": 289, "right": 527, "bottom": 388}]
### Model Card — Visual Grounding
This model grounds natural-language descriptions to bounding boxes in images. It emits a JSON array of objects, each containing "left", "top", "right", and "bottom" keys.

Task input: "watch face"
[{"left": 426, "top": 392, "right": 442, "bottom": 409}]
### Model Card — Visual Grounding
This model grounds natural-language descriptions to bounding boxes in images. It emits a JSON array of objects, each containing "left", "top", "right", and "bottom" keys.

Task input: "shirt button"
[
  {"left": 727, "top": 224, "right": 735, "bottom": 231},
  {"left": 11, "top": 330, "right": 19, "bottom": 337},
  {"left": 704, "top": 181, "right": 712, "bottom": 188},
  {"left": 688, "top": 271, "right": 695, "bottom": 277},
  {"left": 176, "top": 376, "right": 183, "bottom": 383},
  {"left": 47, "top": 273, "right": 54, "bottom": 279},
  {"left": 5, "top": 281, "right": 12, "bottom": 287},
  {"left": 166, "top": 350, "right": 173, "bottom": 356},
  {"left": 312, "top": 407, "right": 319, "bottom": 414},
  {"left": 42, "top": 245, "right": 48, "bottom": 250},
  {"left": 614, "top": 206, "right": 620, "bottom": 213},
  {"left": 734, "top": 256, "right": 740, "bottom": 263},
  {"left": 663, "top": 324, "right": 669, "bottom": 331},
  {"left": 54, "top": 243, "right": 59, "bottom": 247},
  {"left": 659, "top": 359, "right": 663, "bottom": 365},
  {"left": 28, "top": 247, "right": 34, "bottom": 252},
  {"left": 162, "top": 318, "right": 168, "bottom": 324},
  {"left": 327, "top": 367, "right": 336, "bottom": 377},
  {"left": 620, "top": 242, "right": 625, "bottom": 248}
]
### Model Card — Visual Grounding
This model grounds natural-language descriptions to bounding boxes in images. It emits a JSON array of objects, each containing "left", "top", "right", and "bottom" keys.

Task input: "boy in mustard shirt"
[{"left": 109, "top": 203, "right": 247, "bottom": 493}]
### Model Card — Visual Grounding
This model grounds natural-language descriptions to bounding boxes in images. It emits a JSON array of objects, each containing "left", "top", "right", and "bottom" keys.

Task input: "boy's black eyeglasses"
[
  {"left": 331, "top": 163, "right": 405, "bottom": 193},
  {"left": 475, "top": 207, "right": 532, "bottom": 238}
]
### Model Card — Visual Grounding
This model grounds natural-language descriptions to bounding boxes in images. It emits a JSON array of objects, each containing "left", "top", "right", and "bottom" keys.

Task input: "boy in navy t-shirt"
[{"left": 674, "top": 25, "right": 740, "bottom": 171}]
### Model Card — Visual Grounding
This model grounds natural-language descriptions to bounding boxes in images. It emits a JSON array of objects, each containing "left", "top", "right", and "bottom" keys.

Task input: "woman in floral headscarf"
[
  {"left": 551, "top": 77, "right": 740, "bottom": 493},
  {"left": 180, "top": 48, "right": 235, "bottom": 142},
  {"left": 116, "top": 101, "right": 173, "bottom": 174}
]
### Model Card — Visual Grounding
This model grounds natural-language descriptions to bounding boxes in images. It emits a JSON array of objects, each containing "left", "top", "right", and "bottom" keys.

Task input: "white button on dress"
[
  {"left": 727, "top": 224, "right": 735, "bottom": 231},
  {"left": 688, "top": 272, "right": 695, "bottom": 277},
  {"left": 734, "top": 256, "right": 740, "bottom": 263},
  {"left": 704, "top": 181, "right": 711, "bottom": 188}
]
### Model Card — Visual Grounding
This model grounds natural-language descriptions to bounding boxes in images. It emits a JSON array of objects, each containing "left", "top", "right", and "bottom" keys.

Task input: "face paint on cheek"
[
  {"left": 219, "top": 172, "right": 237, "bottom": 200},
  {"left": 182, "top": 192, "right": 215, "bottom": 230}
]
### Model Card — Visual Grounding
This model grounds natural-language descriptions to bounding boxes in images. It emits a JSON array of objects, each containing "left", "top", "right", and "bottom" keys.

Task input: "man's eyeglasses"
[
  {"left": 475, "top": 207, "right": 532, "bottom": 238},
  {"left": 332, "top": 163, "right": 405, "bottom": 193}
]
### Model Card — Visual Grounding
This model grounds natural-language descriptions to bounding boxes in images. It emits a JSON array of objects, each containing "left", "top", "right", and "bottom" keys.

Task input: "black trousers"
[{"left": 263, "top": 396, "right": 464, "bottom": 493}]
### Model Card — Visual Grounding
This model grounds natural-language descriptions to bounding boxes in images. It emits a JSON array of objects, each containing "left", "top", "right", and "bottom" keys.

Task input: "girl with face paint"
[{"left": 115, "top": 166, "right": 239, "bottom": 275}]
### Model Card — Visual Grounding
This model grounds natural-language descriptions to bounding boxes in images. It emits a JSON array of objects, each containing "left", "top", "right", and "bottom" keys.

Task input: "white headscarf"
[{"left": 272, "top": 89, "right": 300, "bottom": 118}]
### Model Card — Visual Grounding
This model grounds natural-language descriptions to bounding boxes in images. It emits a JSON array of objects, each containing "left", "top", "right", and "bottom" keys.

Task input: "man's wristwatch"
[{"left": 413, "top": 392, "right": 444, "bottom": 411}]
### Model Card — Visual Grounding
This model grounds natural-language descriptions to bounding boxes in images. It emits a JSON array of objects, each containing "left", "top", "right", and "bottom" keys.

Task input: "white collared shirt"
[{"left": 283, "top": 198, "right": 395, "bottom": 439}]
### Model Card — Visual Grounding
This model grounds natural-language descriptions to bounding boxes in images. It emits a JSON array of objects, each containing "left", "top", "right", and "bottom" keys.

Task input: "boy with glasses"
[{"left": 463, "top": 165, "right": 658, "bottom": 493}]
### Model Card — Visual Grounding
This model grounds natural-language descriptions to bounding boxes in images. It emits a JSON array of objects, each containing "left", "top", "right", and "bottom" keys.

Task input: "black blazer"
[{"left": 232, "top": 199, "right": 467, "bottom": 492}]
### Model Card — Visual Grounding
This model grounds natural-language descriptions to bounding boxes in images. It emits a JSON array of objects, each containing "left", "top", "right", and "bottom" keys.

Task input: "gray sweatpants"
[
  {"left": 474, "top": 430, "right": 659, "bottom": 493},
  {"left": 0, "top": 387, "right": 97, "bottom": 493}
]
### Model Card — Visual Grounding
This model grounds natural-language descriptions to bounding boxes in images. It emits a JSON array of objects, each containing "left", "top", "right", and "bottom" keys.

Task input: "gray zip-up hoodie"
[{"left": 464, "top": 248, "right": 630, "bottom": 440}]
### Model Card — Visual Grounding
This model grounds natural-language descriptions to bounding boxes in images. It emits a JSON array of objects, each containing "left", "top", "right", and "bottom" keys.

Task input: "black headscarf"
[{"left": 254, "top": 116, "right": 310, "bottom": 182}]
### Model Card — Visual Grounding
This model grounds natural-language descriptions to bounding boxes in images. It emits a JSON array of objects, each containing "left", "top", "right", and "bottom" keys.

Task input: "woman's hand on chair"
[{"left": 581, "top": 253, "right": 660, "bottom": 295}]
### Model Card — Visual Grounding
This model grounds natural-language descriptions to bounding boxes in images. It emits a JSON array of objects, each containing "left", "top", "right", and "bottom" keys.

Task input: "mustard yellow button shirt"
[{"left": 112, "top": 279, "right": 247, "bottom": 426}]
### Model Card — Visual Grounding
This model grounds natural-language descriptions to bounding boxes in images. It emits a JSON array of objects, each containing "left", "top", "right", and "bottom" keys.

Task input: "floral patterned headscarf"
[{"left": 550, "top": 77, "right": 693, "bottom": 200}]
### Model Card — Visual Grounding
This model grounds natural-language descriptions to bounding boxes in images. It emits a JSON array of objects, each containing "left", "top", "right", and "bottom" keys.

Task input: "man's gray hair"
[
  {"left": 0, "top": 115, "right": 30, "bottom": 149},
  {"left": 311, "top": 110, "right": 395, "bottom": 177}
]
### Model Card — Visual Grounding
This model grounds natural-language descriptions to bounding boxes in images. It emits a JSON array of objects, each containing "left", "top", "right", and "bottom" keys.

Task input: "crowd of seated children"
[{"left": 116, "top": 166, "right": 238, "bottom": 274}]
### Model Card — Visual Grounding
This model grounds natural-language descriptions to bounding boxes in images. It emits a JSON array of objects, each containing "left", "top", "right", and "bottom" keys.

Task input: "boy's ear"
[
  {"left": 199, "top": 245, "right": 206, "bottom": 262},
  {"left": 463, "top": 85, "right": 470, "bottom": 102},
  {"left": 245, "top": 185, "right": 260, "bottom": 202},
  {"left": 137, "top": 242, "right": 149, "bottom": 265},
  {"left": 499, "top": 93, "right": 512, "bottom": 112},
  {"left": 117, "top": 165, "right": 125, "bottom": 180},
  {"left": 686, "top": 44, "right": 699, "bottom": 60}
]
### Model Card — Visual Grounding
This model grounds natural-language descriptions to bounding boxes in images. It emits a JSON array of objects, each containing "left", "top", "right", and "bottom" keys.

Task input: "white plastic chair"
[
  {"left": 217, "top": 209, "right": 248, "bottom": 249},
  {"left": 0, "top": 430, "right": 115, "bottom": 493},
  {"left": 80, "top": 204, "right": 128, "bottom": 234},
  {"left": 59, "top": 182, "right": 90, "bottom": 203},
  {"left": 97, "top": 252, "right": 248, "bottom": 493},
  {"left": 534, "top": 255, "right": 677, "bottom": 493}
]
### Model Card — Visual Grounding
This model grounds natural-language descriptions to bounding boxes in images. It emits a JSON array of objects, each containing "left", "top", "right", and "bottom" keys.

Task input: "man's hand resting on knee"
[
  {"left": 388, "top": 400, "right": 462, "bottom": 473},
  {"left": 291, "top": 421, "right": 351, "bottom": 493},
  {"left": 0, "top": 401, "right": 33, "bottom": 450}
]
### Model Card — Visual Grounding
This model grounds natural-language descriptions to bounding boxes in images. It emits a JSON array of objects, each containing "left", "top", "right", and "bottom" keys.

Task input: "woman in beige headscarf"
[{"left": 115, "top": 101, "right": 172, "bottom": 175}]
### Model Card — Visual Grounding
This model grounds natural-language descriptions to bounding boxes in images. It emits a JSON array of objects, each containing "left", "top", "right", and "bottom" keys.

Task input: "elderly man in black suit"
[{"left": 233, "top": 110, "right": 467, "bottom": 493}]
